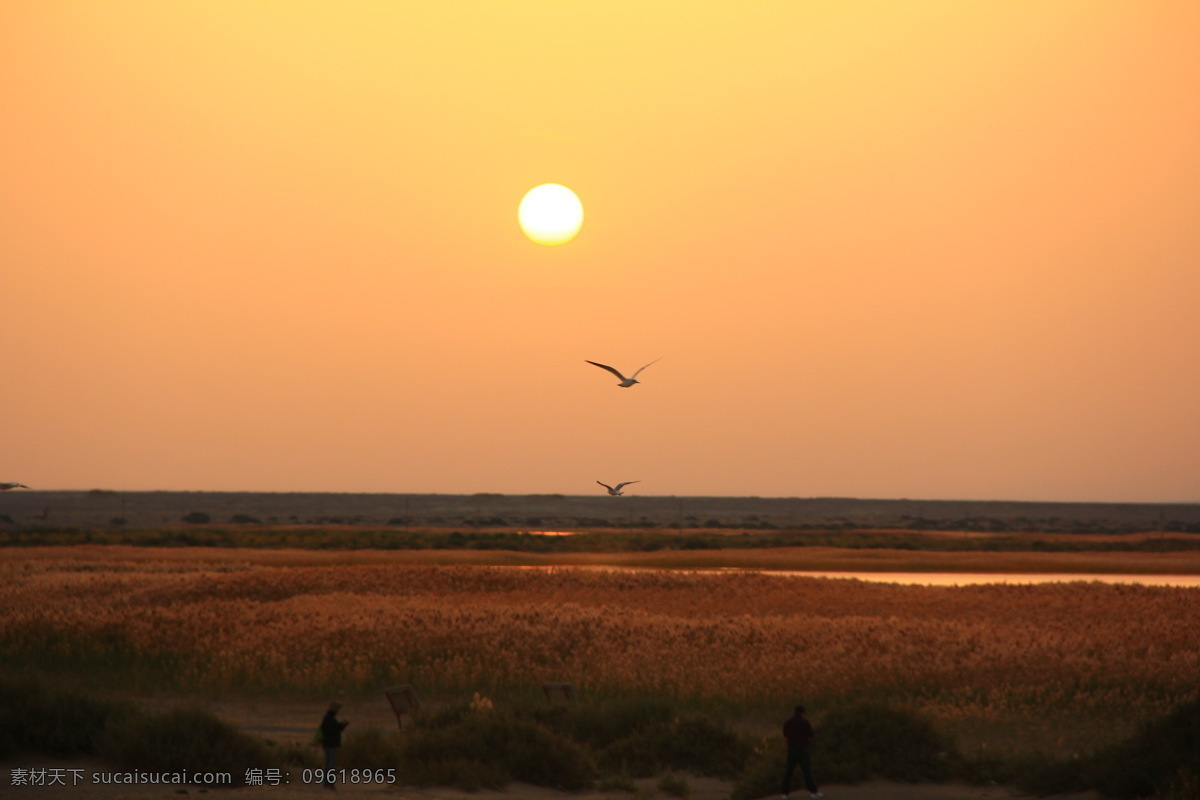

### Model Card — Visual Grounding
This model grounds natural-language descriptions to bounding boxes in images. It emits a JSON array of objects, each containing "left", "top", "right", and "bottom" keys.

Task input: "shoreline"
[{"left": 5, "top": 543, "right": 1200, "bottom": 580}]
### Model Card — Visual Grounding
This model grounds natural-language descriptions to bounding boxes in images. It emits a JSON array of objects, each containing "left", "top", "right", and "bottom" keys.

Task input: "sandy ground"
[
  {"left": 3, "top": 757, "right": 1103, "bottom": 800},
  {"left": 4, "top": 699, "right": 1103, "bottom": 800}
]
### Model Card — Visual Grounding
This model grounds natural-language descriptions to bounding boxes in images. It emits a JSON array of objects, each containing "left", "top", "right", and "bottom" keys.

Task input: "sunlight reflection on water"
[
  {"left": 524, "top": 565, "right": 1200, "bottom": 588},
  {"left": 762, "top": 571, "right": 1200, "bottom": 587}
]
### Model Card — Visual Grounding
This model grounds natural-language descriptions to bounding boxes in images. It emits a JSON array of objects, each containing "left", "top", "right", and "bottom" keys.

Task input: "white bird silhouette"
[
  {"left": 597, "top": 480, "right": 639, "bottom": 496},
  {"left": 0, "top": 483, "right": 29, "bottom": 491},
  {"left": 585, "top": 357, "right": 661, "bottom": 388}
]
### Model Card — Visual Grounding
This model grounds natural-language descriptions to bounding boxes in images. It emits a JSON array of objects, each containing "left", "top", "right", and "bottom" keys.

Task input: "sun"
[{"left": 518, "top": 184, "right": 583, "bottom": 246}]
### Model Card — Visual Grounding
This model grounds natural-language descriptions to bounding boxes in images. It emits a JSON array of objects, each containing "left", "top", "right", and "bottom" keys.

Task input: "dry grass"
[{"left": 4, "top": 547, "right": 1197, "bottom": 747}]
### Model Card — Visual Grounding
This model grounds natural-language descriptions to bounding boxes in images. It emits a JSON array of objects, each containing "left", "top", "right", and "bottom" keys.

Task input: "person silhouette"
[
  {"left": 781, "top": 704, "right": 821, "bottom": 799},
  {"left": 319, "top": 701, "right": 349, "bottom": 790}
]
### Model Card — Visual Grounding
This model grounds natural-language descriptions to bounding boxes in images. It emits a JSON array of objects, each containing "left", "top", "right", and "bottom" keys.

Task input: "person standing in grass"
[
  {"left": 781, "top": 704, "right": 821, "bottom": 799},
  {"left": 320, "top": 701, "right": 349, "bottom": 790}
]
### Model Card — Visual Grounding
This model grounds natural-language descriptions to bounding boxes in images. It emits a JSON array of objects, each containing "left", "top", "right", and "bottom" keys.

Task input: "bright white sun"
[{"left": 518, "top": 184, "right": 584, "bottom": 246}]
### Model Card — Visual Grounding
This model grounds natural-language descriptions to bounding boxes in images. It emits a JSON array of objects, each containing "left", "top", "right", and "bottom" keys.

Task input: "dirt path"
[
  {"left": 2, "top": 761, "right": 1103, "bottom": 800},
  {"left": 4, "top": 691, "right": 1108, "bottom": 800}
]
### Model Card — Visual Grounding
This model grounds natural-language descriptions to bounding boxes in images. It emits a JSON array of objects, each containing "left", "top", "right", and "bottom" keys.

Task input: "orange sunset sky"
[{"left": 2, "top": 2, "right": 1198, "bottom": 502}]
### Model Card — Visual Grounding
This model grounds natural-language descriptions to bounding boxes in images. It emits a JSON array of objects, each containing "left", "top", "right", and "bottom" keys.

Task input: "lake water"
[
  {"left": 764, "top": 571, "right": 1200, "bottom": 587},
  {"left": 540, "top": 565, "right": 1200, "bottom": 588}
]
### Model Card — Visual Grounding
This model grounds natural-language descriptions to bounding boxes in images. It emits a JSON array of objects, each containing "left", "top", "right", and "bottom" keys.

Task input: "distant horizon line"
[{"left": 11, "top": 488, "right": 1198, "bottom": 507}]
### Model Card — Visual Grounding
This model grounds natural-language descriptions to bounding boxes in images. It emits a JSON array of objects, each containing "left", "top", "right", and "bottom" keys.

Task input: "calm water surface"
[
  {"left": 537, "top": 565, "right": 1200, "bottom": 588},
  {"left": 765, "top": 571, "right": 1200, "bottom": 587}
]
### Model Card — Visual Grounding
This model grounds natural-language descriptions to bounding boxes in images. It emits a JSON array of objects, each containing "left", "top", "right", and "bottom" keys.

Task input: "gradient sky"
[{"left": 3, "top": 2, "right": 1198, "bottom": 501}]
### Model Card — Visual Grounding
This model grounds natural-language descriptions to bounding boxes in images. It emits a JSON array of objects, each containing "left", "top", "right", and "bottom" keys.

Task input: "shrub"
[
  {"left": 658, "top": 773, "right": 691, "bottom": 797},
  {"left": 267, "top": 739, "right": 320, "bottom": 769},
  {"left": 731, "top": 744, "right": 790, "bottom": 800},
  {"left": 495, "top": 715, "right": 596, "bottom": 789},
  {"left": 1083, "top": 697, "right": 1200, "bottom": 799},
  {"left": 339, "top": 725, "right": 404, "bottom": 771},
  {"left": 98, "top": 707, "right": 273, "bottom": 786},
  {"left": 733, "top": 703, "right": 954, "bottom": 800},
  {"left": 817, "top": 702, "right": 955, "bottom": 783},
  {"left": 525, "top": 696, "right": 675, "bottom": 750},
  {"left": 1154, "top": 767, "right": 1199, "bottom": 800},
  {"left": 0, "top": 677, "right": 132, "bottom": 757},
  {"left": 598, "top": 774, "right": 638, "bottom": 793},
  {"left": 600, "top": 715, "right": 752, "bottom": 780},
  {"left": 598, "top": 727, "right": 666, "bottom": 778},
  {"left": 1007, "top": 752, "right": 1088, "bottom": 797},
  {"left": 399, "top": 711, "right": 596, "bottom": 791}
]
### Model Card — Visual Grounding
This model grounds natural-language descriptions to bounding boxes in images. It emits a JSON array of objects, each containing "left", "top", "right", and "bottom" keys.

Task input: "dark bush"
[
  {"left": 733, "top": 703, "right": 954, "bottom": 800},
  {"left": 818, "top": 702, "right": 955, "bottom": 783},
  {"left": 339, "top": 725, "right": 403, "bottom": 771},
  {"left": 399, "top": 711, "right": 595, "bottom": 791},
  {"left": 658, "top": 773, "right": 691, "bottom": 797},
  {"left": 181, "top": 511, "right": 210, "bottom": 524},
  {"left": 0, "top": 678, "right": 132, "bottom": 758},
  {"left": 600, "top": 715, "right": 752, "bottom": 779},
  {"left": 1083, "top": 697, "right": 1200, "bottom": 799},
  {"left": 525, "top": 697, "right": 674, "bottom": 750},
  {"left": 731, "top": 745, "right": 789, "bottom": 800},
  {"left": 98, "top": 707, "right": 273, "bottom": 786},
  {"left": 1004, "top": 752, "right": 1088, "bottom": 797}
]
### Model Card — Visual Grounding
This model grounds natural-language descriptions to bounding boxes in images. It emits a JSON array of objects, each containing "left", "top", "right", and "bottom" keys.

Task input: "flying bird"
[
  {"left": 597, "top": 481, "right": 639, "bottom": 496},
  {"left": 585, "top": 357, "right": 662, "bottom": 388},
  {"left": 0, "top": 483, "right": 29, "bottom": 491}
]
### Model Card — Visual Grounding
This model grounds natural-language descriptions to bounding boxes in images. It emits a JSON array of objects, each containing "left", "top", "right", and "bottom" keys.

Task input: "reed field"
[{"left": 3, "top": 546, "right": 1197, "bottom": 759}]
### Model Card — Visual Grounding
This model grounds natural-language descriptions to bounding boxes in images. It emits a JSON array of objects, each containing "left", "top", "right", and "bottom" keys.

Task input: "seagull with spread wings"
[
  {"left": 597, "top": 481, "right": 639, "bottom": 496},
  {"left": 0, "top": 483, "right": 29, "bottom": 491},
  {"left": 585, "top": 357, "right": 661, "bottom": 388}
]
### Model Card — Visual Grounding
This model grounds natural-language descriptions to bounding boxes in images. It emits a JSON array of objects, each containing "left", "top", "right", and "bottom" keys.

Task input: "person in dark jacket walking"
[
  {"left": 320, "top": 701, "right": 349, "bottom": 790},
  {"left": 781, "top": 704, "right": 821, "bottom": 799}
]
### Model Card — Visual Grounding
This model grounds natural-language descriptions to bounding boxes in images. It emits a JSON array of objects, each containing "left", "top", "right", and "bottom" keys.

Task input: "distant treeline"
[{"left": 4, "top": 491, "right": 1199, "bottom": 533}]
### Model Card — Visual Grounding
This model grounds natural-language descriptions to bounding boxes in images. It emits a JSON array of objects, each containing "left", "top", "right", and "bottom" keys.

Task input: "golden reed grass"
[{"left": 3, "top": 552, "right": 1197, "bottom": 722}]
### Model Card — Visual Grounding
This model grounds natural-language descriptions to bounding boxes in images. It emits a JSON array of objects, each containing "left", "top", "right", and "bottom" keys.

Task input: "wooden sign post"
[
  {"left": 542, "top": 682, "right": 576, "bottom": 704},
  {"left": 384, "top": 685, "right": 421, "bottom": 730}
]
